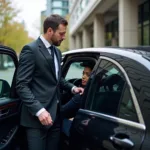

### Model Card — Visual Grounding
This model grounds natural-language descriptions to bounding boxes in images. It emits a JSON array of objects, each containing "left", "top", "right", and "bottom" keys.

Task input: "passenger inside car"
[
  {"left": 62, "top": 61, "right": 95, "bottom": 118},
  {"left": 61, "top": 61, "right": 95, "bottom": 136}
]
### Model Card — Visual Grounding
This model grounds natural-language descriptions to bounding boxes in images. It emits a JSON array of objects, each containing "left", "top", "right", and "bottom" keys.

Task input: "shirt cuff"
[
  {"left": 71, "top": 86, "right": 77, "bottom": 94},
  {"left": 36, "top": 108, "right": 46, "bottom": 117}
]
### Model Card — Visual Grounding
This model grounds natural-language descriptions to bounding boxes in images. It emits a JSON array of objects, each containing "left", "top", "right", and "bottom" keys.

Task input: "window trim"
[
  {"left": 62, "top": 56, "right": 97, "bottom": 78},
  {"left": 0, "top": 49, "right": 18, "bottom": 98},
  {"left": 97, "top": 56, "right": 145, "bottom": 125},
  {"left": 0, "top": 46, "right": 18, "bottom": 68},
  {"left": 78, "top": 109, "right": 145, "bottom": 130},
  {"left": 84, "top": 56, "right": 144, "bottom": 125}
]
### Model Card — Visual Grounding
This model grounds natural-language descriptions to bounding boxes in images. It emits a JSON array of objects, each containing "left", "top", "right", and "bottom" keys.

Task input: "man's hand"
[
  {"left": 73, "top": 87, "right": 84, "bottom": 95},
  {"left": 38, "top": 110, "right": 53, "bottom": 126}
]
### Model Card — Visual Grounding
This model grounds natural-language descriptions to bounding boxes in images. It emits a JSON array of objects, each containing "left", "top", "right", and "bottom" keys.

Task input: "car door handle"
[{"left": 110, "top": 136, "right": 134, "bottom": 149}]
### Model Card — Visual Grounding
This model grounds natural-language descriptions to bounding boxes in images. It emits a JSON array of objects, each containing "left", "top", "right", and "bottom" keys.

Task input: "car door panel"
[
  {"left": 69, "top": 56, "right": 145, "bottom": 150},
  {"left": 0, "top": 46, "right": 21, "bottom": 150},
  {"left": 70, "top": 109, "right": 145, "bottom": 150},
  {"left": 61, "top": 52, "right": 100, "bottom": 149}
]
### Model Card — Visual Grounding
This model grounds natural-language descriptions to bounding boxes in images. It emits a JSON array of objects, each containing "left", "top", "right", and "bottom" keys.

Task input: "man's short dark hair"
[{"left": 43, "top": 14, "right": 68, "bottom": 33}]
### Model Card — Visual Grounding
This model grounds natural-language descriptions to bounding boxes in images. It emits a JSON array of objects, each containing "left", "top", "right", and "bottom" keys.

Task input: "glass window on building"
[
  {"left": 138, "top": 5, "right": 142, "bottom": 45},
  {"left": 105, "top": 24, "right": 112, "bottom": 46},
  {"left": 62, "top": 9, "right": 68, "bottom": 16},
  {"left": 105, "top": 19, "right": 118, "bottom": 46},
  {"left": 143, "top": 1, "right": 149, "bottom": 45},
  {"left": 63, "top": 1, "right": 68, "bottom": 7},
  {"left": 86, "top": 0, "right": 89, "bottom": 5},
  {"left": 143, "top": 1, "right": 149, "bottom": 22},
  {"left": 138, "top": 0, "right": 150, "bottom": 45},
  {"left": 138, "top": 25, "right": 142, "bottom": 45},
  {"left": 52, "top": 1, "right": 63, "bottom": 7},
  {"left": 80, "top": 0, "right": 87, "bottom": 12},
  {"left": 143, "top": 24, "right": 149, "bottom": 45},
  {"left": 52, "top": 9, "right": 62, "bottom": 16}
]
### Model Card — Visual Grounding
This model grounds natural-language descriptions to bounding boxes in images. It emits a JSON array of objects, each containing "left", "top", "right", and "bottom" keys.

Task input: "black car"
[{"left": 0, "top": 45, "right": 150, "bottom": 150}]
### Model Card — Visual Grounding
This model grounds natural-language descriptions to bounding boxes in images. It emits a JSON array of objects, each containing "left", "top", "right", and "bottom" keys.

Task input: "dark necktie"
[
  {"left": 50, "top": 45, "right": 56, "bottom": 73},
  {"left": 50, "top": 45, "right": 55, "bottom": 61}
]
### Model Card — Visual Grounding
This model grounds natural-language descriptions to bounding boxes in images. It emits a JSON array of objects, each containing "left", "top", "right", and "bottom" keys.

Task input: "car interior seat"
[
  {"left": 0, "top": 79, "right": 10, "bottom": 98},
  {"left": 92, "top": 74, "right": 125, "bottom": 116}
]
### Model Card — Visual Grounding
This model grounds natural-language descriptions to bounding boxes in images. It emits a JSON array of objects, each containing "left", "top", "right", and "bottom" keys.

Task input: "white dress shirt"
[{"left": 40, "top": 35, "right": 59, "bottom": 79}]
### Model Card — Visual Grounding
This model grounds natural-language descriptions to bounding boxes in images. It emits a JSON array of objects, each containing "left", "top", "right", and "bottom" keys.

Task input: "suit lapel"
[{"left": 37, "top": 38, "right": 56, "bottom": 80}]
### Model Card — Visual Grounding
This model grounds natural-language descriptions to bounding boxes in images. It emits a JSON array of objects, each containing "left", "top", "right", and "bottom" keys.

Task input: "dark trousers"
[{"left": 26, "top": 109, "right": 61, "bottom": 150}]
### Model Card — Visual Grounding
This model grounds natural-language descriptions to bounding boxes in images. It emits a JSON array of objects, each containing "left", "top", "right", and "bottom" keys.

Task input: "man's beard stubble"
[{"left": 52, "top": 40, "right": 62, "bottom": 46}]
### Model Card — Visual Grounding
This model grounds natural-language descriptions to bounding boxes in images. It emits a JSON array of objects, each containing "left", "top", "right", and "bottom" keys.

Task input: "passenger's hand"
[
  {"left": 38, "top": 110, "right": 53, "bottom": 126},
  {"left": 73, "top": 87, "right": 84, "bottom": 95}
]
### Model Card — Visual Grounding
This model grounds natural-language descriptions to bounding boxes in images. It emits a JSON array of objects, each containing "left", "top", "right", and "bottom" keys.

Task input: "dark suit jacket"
[{"left": 16, "top": 37, "right": 74, "bottom": 128}]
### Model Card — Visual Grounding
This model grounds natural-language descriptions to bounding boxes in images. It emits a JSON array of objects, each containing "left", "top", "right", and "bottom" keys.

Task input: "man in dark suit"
[{"left": 16, "top": 14, "right": 83, "bottom": 150}]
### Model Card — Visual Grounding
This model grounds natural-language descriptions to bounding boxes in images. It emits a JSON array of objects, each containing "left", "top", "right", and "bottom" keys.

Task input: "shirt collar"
[{"left": 40, "top": 35, "right": 51, "bottom": 49}]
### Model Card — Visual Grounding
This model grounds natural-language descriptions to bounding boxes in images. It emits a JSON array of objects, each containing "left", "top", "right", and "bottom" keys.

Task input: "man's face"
[
  {"left": 82, "top": 67, "right": 92, "bottom": 86},
  {"left": 51, "top": 24, "right": 67, "bottom": 46}
]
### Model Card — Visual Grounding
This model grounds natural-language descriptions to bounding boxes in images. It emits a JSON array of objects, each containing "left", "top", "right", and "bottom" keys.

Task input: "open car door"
[
  {"left": 60, "top": 51, "right": 100, "bottom": 149},
  {"left": 0, "top": 46, "right": 22, "bottom": 150}
]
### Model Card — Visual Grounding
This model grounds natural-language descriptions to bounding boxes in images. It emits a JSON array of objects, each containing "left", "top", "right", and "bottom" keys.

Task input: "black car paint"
[{"left": 66, "top": 52, "right": 150, "bottom": 150}]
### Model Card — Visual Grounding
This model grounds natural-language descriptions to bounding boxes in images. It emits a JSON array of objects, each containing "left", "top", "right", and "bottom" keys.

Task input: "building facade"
[
  {"left": 40, "top": 0, "right": 69, "bottom": 33},
  {"left": 46, "top": 0, "right": 69, "bottom": 17},
  {"left": 40, "top": 10, "right": 47, "bottom": 33},
  {"left": 69, "top": 0, "right": 150, "bottom": 50}
]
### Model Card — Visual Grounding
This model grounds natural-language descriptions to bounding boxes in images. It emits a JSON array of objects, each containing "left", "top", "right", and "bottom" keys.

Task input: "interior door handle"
[
  {"left": 0, "top": 109, "right": 10, "bottom": 117},
  {"left": 110, "top": 136, "right": 134, "bottom": 149}
]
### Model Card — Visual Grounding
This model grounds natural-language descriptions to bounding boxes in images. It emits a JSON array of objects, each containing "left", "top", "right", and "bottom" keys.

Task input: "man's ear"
[{"left": 47, "top": 27, "right": 54, "bottom": 34}]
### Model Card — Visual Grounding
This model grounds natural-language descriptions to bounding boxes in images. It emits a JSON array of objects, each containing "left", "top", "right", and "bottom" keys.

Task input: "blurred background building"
[
  {"left": 43, "top": 0, "right": 69, "bottom": 17},
  {"left": 40, "top": 10, "right": 47, "bottom": 33},
  {"left": 69, "top": 0, "right": 150, "bottom": 50},
  {"left": 40, "top": 0, "right": 69, "bottom": 51},
  {"left": 40, "top": 0, "right": 69, "bottom": 33}
]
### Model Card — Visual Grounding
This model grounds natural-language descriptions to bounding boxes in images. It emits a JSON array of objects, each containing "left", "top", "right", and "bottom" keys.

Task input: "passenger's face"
[
  {"left": 51, "top": 24, "right": 67, "bottom": 46},
  {"left": 82, "top": 67, "right": 92, "bottom": 86}
]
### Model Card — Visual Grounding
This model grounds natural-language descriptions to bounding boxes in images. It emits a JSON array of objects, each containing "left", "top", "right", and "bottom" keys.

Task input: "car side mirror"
[{"left": 0, "top": 79, "right": 10, "bottom": 98}]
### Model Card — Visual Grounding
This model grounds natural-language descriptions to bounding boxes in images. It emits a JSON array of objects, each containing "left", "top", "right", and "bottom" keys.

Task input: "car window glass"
[
  {"left": 0, "top": 81, "right": 2, "bottom": 93},
  {"left": 0, "top": 54, "right": 15, "bottom": 98},
  {"left": 65, "top": 62, "right": 84, "bottom": 80},
  {"left": 85, "top": 59, "right": 138, "bottom": 122},
  {"left": 118, "top": 87, "right": 138, "bottom": 122}
]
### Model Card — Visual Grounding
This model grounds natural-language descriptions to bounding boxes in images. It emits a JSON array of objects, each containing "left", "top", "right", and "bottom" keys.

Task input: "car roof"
[{"left": 62, "top": 47, "right": 150, "bottom": 71}]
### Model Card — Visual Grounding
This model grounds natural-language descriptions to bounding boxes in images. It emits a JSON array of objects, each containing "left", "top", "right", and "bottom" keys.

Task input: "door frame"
[{"left": 0, "top": 45, "right": 18, "bottom": 68}]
